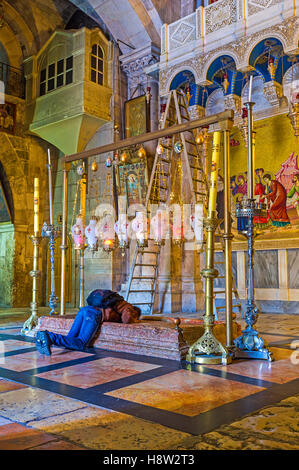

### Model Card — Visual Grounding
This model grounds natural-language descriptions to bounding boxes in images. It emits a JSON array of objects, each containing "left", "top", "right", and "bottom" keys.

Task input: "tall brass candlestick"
[
  {"left": 234, "top": 100, "right": 272, "bottom": 361},
  {"left": 22, "top": 179, "right": 41, "bottom": 334},
  {"left": 79, "top": 170, "right": 87, "bottom": 308},
  {"left": 41, "top": 150, "right": 60, "bottom": 315},
  {"left": 186, "top": 131, "right": 231, "bottom": 365},
  {"left": 60, "top": 163, "right": 70, "bottom": 315}
]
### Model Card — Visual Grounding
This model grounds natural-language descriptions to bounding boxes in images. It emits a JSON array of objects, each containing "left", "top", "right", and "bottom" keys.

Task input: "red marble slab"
[
  {"left": 35, "top": 315, "right": 241, "bottom": 361},
  {"left": 0, "top": 423, "right": 57, "bottom": 450},
  {"left": 36, "top": 357, "right": 161, "bottom": 388},
  {"left": 208, "top": 355, "right": 299, "bottom": 384},
  {"left": 30, "top": 440, "right": 87, "bottom": 450},
  {"left": 0, "top": 339, "right": 35, "bottom": 353},
  {"left": 0, "top": 379, "right": 27, "bottom": 393},
  {"left": 2, "top": 348, "right": 93, "bottom": 372},
  {"left": 107, "top": 369, "right": 264, "bottom": 416}
]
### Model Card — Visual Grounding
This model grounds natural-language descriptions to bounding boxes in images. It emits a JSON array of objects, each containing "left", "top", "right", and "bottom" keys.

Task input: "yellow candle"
[
  {"left": 34, "top": 177, "right": 39, "bottom": 233},
  {"left": 208, "top": 131, "right": 221, "bottom": 216}
]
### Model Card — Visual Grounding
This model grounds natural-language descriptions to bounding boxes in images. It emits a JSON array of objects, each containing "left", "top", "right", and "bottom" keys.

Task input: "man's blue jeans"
[{"left": 46, "top": 306, "right": 102, "bottom": 351}]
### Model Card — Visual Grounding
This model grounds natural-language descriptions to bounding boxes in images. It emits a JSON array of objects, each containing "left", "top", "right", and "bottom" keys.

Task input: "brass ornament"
[
  {"left": 120, "top": 151, "right": 129, "bottom": 164},
  {"left": 91, "top": 161, "right": 98, "bottom": 172},
  {"left": 137, "top": 146, "right": 146, "bottom": 159},
  {"left": 195, "top": 130, "right": 204, "bottom": 145}
]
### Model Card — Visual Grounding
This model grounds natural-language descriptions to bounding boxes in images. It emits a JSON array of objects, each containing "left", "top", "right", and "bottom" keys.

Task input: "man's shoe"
[{"left": 36, "top": 331, "right": 52, "bottom": 356}]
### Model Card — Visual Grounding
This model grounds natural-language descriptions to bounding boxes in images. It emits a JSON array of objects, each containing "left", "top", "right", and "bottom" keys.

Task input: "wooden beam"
[{"left": 63, "top": 109, "right": 234, "bottom": 163}]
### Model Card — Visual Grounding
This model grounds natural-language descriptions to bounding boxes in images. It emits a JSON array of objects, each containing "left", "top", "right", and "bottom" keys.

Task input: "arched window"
[{"left": 91, "top": 44, "right": 104, "bottom": 86}]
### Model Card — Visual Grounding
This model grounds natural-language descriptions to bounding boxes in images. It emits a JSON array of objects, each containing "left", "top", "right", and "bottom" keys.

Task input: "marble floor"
[{"left": 0, "top": 313, "right": 298, "bottom": 450}]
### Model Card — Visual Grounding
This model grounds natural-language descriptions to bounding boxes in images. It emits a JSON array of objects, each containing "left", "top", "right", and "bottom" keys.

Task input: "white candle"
[
  {"left": 248, "top": 75, "right": 253, "bottom": 103},
  {"left": 47, "top": 149, "right": 53, "bottom": 225},
  {"left": 34, "top": 178, "right": 39, "bottom": 233}
]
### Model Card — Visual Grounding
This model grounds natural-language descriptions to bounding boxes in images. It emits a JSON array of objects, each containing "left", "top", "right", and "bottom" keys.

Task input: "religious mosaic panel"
[
  {"left": 218, "top": 114, "right": 299, "bottom": 242},
  {"left": 117, "top": 161, "right": 148, "bottom": 207},
  {"left": 124, "top": 95, "right": 149, "bottom": 138}
]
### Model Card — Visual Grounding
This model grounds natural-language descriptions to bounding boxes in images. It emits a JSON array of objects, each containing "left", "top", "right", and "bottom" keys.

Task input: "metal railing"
[{"left": 0, "top": 62, "right": 25, "bottom": 99}]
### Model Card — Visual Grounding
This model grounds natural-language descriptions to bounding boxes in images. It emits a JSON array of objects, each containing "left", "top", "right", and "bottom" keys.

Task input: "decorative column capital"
[
  {"left": 188, "top": 104, "right": 205, "bottom": 120},
  {"left": 120, "top": 44, "right": 160, "bottom": 93},
  {"left": 224, "top": 94, "right": 242, "bottom": 117}
]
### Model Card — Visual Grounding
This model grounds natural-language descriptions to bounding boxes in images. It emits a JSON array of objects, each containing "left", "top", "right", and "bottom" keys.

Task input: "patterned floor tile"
[
  {"left": 30, "top": 439, "right": 87, "bottom": 450},
  {"left": 0, "top": 378, "right": 27, "bottom": 393},
  {"left": 0, "top": 339, "right": 35, "bottom": 353},
  {"left": 270, "top": 347, "right": 295, "bottom": 360},
  {"left": 0, "top": 387, "right": 87, "bottom": 423},
  {"left": 28, "top": 405, "right": 191, "bottom": 450},
  {"left": 262, "top": 334, "right": 295, "bottom": 344},
  {"left": 0, "top": 348, "right": 93, "bottom": 372},
  {"left": 0, "top": 422, "right": 57, "bottom": 450},
  {"left": 107, "top": 369, "right": 264, "bottom": 416},
  {"left": 36, "top": 356, "right": 160, "bottom": 388},
  {"left": 0, "top": 417, "right": 12, "bottom": 426},
  {"left": 209, "top": 357, "right": 299, "bottom": 384},
  {"left": 174, "top": 393, "right": 299, "bottom": 450},
  {"left": 0, "top": 329, "right": 23, "bottom": 335}
]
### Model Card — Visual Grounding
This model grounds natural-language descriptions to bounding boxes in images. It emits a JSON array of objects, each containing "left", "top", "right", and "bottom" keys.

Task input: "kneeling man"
[{"left": 36, "top": 289, "right": 141, "bottom": 356}]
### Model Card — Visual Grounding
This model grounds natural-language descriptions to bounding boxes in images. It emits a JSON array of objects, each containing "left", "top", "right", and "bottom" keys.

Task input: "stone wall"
[{"left": 0, "top": 97, "right": 55, "bottom": 308}]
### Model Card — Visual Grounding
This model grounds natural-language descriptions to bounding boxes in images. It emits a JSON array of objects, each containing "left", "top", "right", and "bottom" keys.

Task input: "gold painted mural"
[{"left": 223, "top": 113, "right": 299, "bottom": 240}]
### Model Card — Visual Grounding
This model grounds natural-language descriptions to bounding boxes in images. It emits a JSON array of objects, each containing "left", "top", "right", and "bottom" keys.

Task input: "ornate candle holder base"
[
  {"left": 234, "top": 304, "right": 273, "bottom": 361},
  {"left": 21, "top": 234, "right": 42, "bottom": 334},
  {"left": 234, "top": 199, "right": 273, "bottom": 362},
  {"left": 41, "top": 223, "right": 61, "bottom": 315},
  {"left": 186, "top": 216, "right": 232, "bottom": 366},
  {"left": 186, "top": 328, "right": 233, "bottom": 365}
]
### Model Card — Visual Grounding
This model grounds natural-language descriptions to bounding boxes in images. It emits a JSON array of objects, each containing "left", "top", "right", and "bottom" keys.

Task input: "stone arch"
[
  {"left": 201, "top": 50, "right": 242, "bottom": 83},
  {"left": 165, "top": 65, "right": 199, "bottom": 93},
  {"left": 2, "top": 1, "right": 37, "bottom": 58},
  {"left": 0, "top": 133, "right": 29, "bottom": 227},
  {"left": 0, "top": 24, "right": 23, "bottom": 68},
  {"left": 244, "top": 32, "right": 289, "bottom": 68}
]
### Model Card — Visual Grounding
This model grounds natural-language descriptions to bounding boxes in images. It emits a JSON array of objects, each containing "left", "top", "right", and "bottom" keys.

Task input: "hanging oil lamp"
[
  {"left": 114, "top": 214, "right": 130, "bottom": 255},
  {"left": 91, "top": 161, "right": 98, "bottom": 172},
  {"left": 85, "top": 217, "right": 98, "bottom": 252},
  {"left": 137, "top": 146, "right": 146, "bottom": 159},
  {"left": 71, "top": 214, "right": 85, "bottom": 249},
  {"left": 222, "top": 72, "right": 230, "bottom": 94},
  {"left": 76, "top": 164, "right": 85, "bottom": 176},
  {"left": 96, "top": 214, "right": 116, "bottom": 253},
  {"left": 195, "top": 129, "right": 204, "bottom": 145},
  {"left": 159, "top": 103, "right": 166, "bottom": 129},
  {"left": 190, "top": 203, "right": 204, "bottom": 252},
  {"left": 146, "top": 86, "right": 152, "bottom": 104},
  {"left": 156, "top": 143, "right": 164, "bottom": 155},
  {"left": 121, "top": 151, "right": 129, "bottom": 164},
  {"left": 105, "top": 156, "right": 112, "bottom": 167},
  {"left": 267, "top": 56, "right": 276, "bottom": 80},
  {"left": 151, "top": 209, "right": 168, "bottom": 245},
  {"left": 131, "top": 211, "right": 148, "bottom": 247},
  {"left": 174, "top": 141, "right": 184, "bottom": 154}
]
